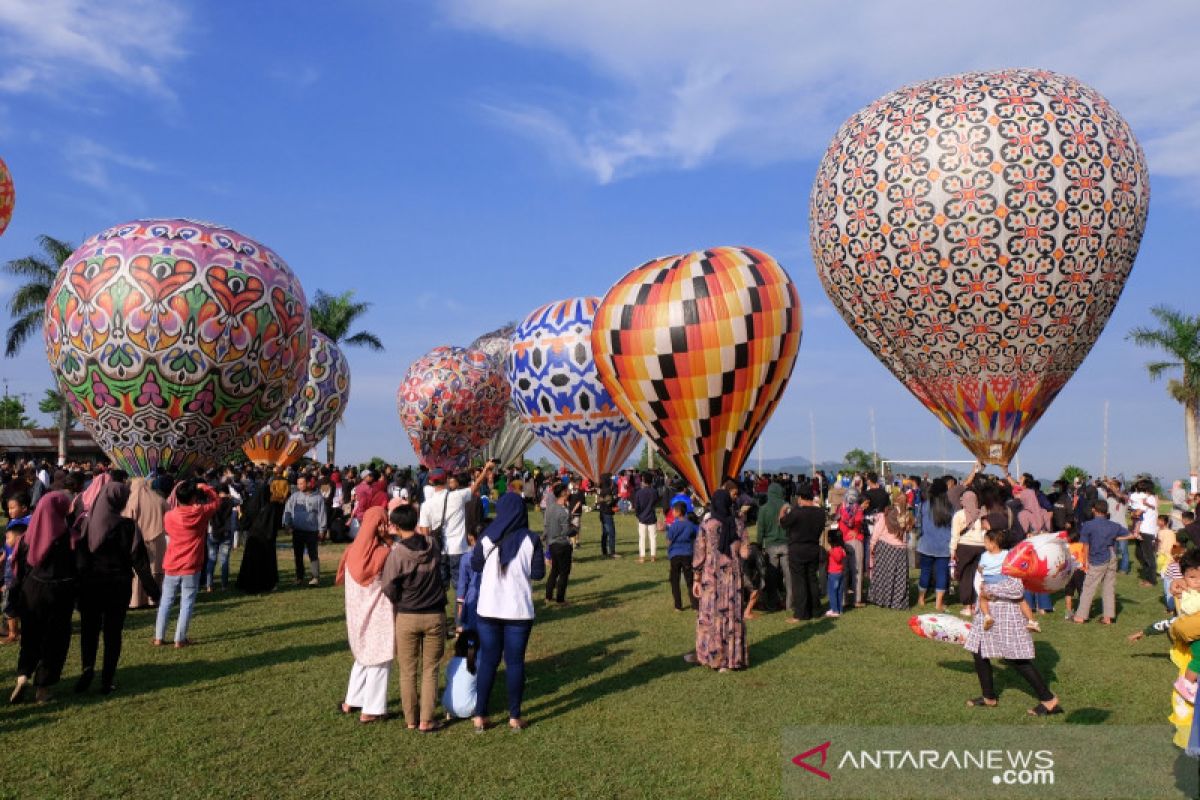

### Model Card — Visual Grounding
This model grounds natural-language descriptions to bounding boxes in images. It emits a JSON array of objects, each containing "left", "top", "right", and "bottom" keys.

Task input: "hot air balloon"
[
  {"left": 242, "top": 331, "right": 351, "bottom": 467},
  {"left": 591, "top": 248, "right": 802, "bottom": 501},
  {"left": 397, "top": 346, "right": 509, "bottom": 471},
  {"left": 481, "top": 408, "right": 536, "bottom": 468},
  {"left": 509, "top": 297, "right": 640, "bottom": 482},
  {"left": 43, "top": 219, "right": 310, "bottom": 475},
  {"left": 469, "top": 324, "right": 537, "bottom": 467},
  {"left": 810, "top": 69, "right": 1150, "bottom": 465},
  {"left": 0, "top": 156, "right": 13, "bottom": 237}
]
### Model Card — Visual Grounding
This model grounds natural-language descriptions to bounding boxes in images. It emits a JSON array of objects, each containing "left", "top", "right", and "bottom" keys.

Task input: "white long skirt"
[{"left": 345, "top": 660, "right": 390, "bottom": 716}]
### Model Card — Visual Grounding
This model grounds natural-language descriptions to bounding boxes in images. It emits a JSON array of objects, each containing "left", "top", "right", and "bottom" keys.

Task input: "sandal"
[
  {"left": 1028, "top": 702, "right": 1063, "bottom": 717},
  {"left": 359, "top": 713, "right": 387, "bottom": 725},
  {"left": 9, "top": 675, "right": 28, "bottom": 705},
  {"left": 508, "top": 718, "right": 528, "bottom": 732},
  {"left": 682, "top": 653, "right": 698, "bottom": 664},
  {"left": 336, "top": 702, "right": 356, "bottom": 715},
  {"left": 417, "top": 721, "right": 444, "bottom": 733},
  {"left": 966, "top": 697, "right": 998, "bottom": 708},
  {"left": 473, "top": 719, "right": 489, "bottom": 734}
]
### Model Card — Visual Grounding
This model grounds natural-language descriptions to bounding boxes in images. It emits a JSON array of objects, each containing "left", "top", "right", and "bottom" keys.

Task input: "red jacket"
[{"left": 162, "top": 485, "right": 221, "bottom": 576}]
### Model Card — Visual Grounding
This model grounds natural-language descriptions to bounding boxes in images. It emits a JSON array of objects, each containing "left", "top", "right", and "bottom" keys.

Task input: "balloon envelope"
[
  {"left": 397, "top": 346, "right": 509, "bottom": 471},
  {"left": 243, "top": 331, "right": 351, "bottom": 468},
  {"left": 591, "top": 248, "right": 802, "bottom": 502},
  {"left": 908, "top": 613, "right": 971, "bottom": 645},
  {"left": 43, "top": 219, "right": 310, "bottom": 475},
  {"left": 810, "top": 69, "right": 1149, "bottom": 465},
  {"left": 0, "top": 156, "right": 13, "bottom": 237},
  {"left": 481, "top": 406, "right": 537, "bottom": 468},
  {"left": 471, "top": 324, "right": 516, "bottom": 371},
  {"left": 1001, "top": 531, "right": 1077, "bottom": 593},
  {"left": 508, "top": 297, "right": 640, "bottom": 482}
]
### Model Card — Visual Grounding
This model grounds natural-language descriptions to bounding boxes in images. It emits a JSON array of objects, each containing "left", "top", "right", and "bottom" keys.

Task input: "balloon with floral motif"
[
  {"left": 0, "top": 156, "right": 13, "bottom": 237},
  {"left": 242, "top": 331, "right": 350, "bottom": 467},
  {"left": 810, "top": 69, "right": 1150, "bottom": 465},
  {"left": 397, "top": 346, "right": 509, "bottom": 471},
  {"left": 43, "top": 219, "right": 310, "bottom": 476}
]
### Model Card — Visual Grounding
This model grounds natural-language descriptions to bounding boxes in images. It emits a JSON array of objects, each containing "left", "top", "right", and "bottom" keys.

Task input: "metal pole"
[
  {"left": 1102, "top": 400, "right": 1110, "bottom": 478},
  {"left": 869, "top": 407, "right": 878, "bottom": 473},
  {"left": 810, "top": 410, "right": 817, "bottom": 479}
]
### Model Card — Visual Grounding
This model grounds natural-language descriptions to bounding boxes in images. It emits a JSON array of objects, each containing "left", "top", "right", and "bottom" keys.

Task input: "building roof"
[{"left": 0, "top": 427, "right": 106, "bottom": 453}]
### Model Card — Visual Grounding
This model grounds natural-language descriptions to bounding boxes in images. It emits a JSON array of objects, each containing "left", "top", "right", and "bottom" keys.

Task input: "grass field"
[{"left": 0, "top": 511, "right": 1184, "bottom": 799}]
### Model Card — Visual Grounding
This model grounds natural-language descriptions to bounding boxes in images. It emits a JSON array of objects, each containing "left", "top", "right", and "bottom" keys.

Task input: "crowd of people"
[{"left": 0, "top": 454, "right": 1194, "bottom": 724}]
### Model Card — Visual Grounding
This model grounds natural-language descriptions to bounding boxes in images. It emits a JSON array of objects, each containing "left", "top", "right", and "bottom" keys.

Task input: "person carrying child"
[
  {"left": 976, "top": 525, "right": 1040, "bottom": 633},
  {"left": 1128, "top": 548, "right": 1200, "bottom": 703},
  {"left": 666, "top": 501, "right": 699, "bottom": 611}
]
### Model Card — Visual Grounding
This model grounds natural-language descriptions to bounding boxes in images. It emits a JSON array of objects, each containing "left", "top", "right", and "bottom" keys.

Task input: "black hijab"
[
  {"left": 240, "top": 479, "right": 274, "bottom": 540},
  {"left": 710, "top": 489, "right": 739, "bottom": 556},
  {"left": 86, "top": 482, "right": 130, "bottom": 552}
]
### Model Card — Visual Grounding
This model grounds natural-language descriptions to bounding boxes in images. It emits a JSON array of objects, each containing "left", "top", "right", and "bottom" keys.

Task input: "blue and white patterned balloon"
[{"left": 508, "top": 297, "right": 640, "bottom": 481}]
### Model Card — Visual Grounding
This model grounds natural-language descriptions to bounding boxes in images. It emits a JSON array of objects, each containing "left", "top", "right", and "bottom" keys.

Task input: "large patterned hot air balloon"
[
  {"left": 397, "top": 346, "right": 509, "bottom": 471},
  {"left": 810, "top": 69, "right": 1150, "bottom": 465},
  {"left": 0, "top": 156, "right": 13, "bottom": 237},
  {"left": 509, "top": 297, "right": 640, "bottom": 482},
  {"left": 469, "top": 323, "right": 536, "bottom": 466},
  {"left": 242, "top": 331, "right": 350, "bottom": 467},
  {"left": 43, "top": 219, "right": 310, "bottom": 475},
  {"left": 591, "top": 248, "right": 802, "bottom": 502}
]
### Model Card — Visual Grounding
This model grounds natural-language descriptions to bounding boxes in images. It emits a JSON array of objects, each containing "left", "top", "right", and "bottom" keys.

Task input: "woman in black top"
[
  {"left": 76, "top": 481, "right": 159, "bottom": 694},
  {"left": 9, "top": 476, "right": 82, "bottom": 704},
  {"left": 781, "top": 487, "right": 827, "bottom": 622}
]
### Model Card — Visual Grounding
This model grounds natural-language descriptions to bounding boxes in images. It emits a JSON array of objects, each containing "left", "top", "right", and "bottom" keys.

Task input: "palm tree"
[
  {"left": 308, "top": 289, "right": 383, "bottom": 465},
  {"left": 1128, "top": 306, "right": 1200, "bottom": 478},
  {"left": 4, "top": 235, "right": 75, "bottom": 463}
]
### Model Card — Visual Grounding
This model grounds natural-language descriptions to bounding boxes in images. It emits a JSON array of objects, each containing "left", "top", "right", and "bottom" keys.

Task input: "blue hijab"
[{"left": 479, "top": 493, "right": 531, "bottom": 569}]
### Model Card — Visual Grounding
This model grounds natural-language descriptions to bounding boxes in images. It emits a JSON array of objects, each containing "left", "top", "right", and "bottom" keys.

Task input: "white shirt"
[
  {"left": 475, "top": 532, "right": 538, "bottom": 620},
  {"left": 1130, "top": 492, "right": 1159, "bottom": 535},
  {"left": 418, "top": 487, "right": 473, "bottom": 555}
]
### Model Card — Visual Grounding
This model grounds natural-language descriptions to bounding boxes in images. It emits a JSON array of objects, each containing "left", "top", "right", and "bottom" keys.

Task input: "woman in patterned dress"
[
  {"left": 868, "top": 504, "right": 911, "bottom": 610},
  {"left": 685, "top": 487, "right": 749, "bottom": 671},
  {"left": 335, "top": 507, "right": 396, "bottom": 723},
  {"left": 962, "top": 572, "right": 1062, "bottom": 715}
]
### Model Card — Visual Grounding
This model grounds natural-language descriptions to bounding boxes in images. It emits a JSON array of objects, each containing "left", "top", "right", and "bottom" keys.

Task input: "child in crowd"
[
  {"left": 1128, "top": 548, "right": 1200, "bottom": 703},
  {"left": 1157, "top": 515, "right": 1178, "bottom": 577},
  {"left": 824, "top": 530, "right": 846, "bottom": 618},
  {"left": 977, "top": 527, "right": 1040, "bottom": 633},
  {"left": 442, "top": 630, "right": 478, "bottom": 721},
  {"left": 597, "top": 489, "right": 619, "bottom": 559},
  {"left": 666, "top": 501, "right": 698, "bottom": 612},
  {"left": 1062, "top": 524, "right": 1088, "bottom": 620},
  {"left": 2, "top": 514, "right": 29, "bottom": 643},
  {"left": 455, "top": 531, "right": 480, "bottom": 635},
  {"left": 743, "top": 543, "right": 766, "bottom": 620}
]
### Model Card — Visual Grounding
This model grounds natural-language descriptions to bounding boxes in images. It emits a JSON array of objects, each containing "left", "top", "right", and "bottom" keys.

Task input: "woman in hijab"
[
  {"left": 867, "top": 503, "right": 911, "bottom": 610},
  {"left": 687, "top": 484, "right": 750, "bottom": 671},
  {"left": 1008, "top": 472, "right": 1054, "bottom": 617},
  {"left": 336, "top": 507, "right": 395, "bottom": 724},
  {"left": 76, "top": 480, "right": 158, "bottom": 694},
  {"left": 469, "top": 492, "right": 545, "bottom": 732},
  {"left": 236, "top": 477, "right": 279, "bottom": 594},
  {"left": 126, "top": 478, "right": 168, "bottom": 609},
  {"left": 9, "top": 473, "right": 82, "bottom": 704}
]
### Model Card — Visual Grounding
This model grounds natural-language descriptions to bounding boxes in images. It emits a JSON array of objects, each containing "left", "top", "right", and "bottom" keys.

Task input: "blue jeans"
[
  {"left": 155, "top": 573, "right": 199, "bottom": 643},
  {"left": 445, "top": 554, "right": 463, "bottom": 593},
  {"left": 1117, "top": 539, "right": 1131, "bottom": 574},
  {"left": 1165, "top": 577, "right": 1177, "bottom": 613},
  {"left": 827, "top": 572, "right": 844, "bottom": 614},
  {"left": 1024, "top": 590, "right": 1052, "bottom": 612},
  {"left": 206, "top": 536, "right": 232, "bottom": 589},
  {"left": 474, "top": 616, "right": 533, "bottom": 720},
  {"left": 600, "top": 516, "right": 617, "bottom": 555},
  {"left": 918, "top": 553, "right": 950, "bottom": 592}
]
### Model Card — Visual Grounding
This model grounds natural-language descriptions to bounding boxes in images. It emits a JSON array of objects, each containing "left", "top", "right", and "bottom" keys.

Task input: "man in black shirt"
[
  {"left": 634, "top": 473, "right": 660, "bottom": 563},
  {"left": 781, "top": 485, "right": 827, "bottom": 621}
]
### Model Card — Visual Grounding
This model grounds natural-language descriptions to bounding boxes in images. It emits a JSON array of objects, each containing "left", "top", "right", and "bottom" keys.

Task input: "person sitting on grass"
[
  {"left": 154, "top": 480, "right": 221, "bottom": 649},
  {"left": 442, "top": 629, "right": 478, "bottom": 721},
  {"left": 1128, "top": 548, "right": 1200, "bottom": 703},
  {"left": 666, "top": 501, "right": 699, "bottom": 612},
  {"left": 976, "top": 527, "right": 1039, "bottom": 633}
]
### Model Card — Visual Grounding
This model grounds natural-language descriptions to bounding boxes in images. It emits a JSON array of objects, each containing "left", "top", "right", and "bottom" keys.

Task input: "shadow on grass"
[
  {"left": 199, "top": 614, "right": 344, "bottom": 644},
  {"left": 751, "top": 618, "right": 836, "bottom": 667},
  {"left": 1065, "top": 707, "right": 1111, "bottom": 724},
  {"left": 538, "top": 581, "right": 661, "bottom": 622},
  {"left": 936, "top": 643, "right": 1061, "bottom": 703},
  {"left": 0, "top": 639, "right": 347, "bottom": 736}
]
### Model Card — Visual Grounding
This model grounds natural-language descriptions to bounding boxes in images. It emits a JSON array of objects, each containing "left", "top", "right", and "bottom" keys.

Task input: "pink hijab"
[
  {"left": 1016, "top": 487, "right": 1049, "bottom": 533},
  {"left": 80, "top": 472, "right": 112, "bottom": 514},
  {"left": 23, "top": 491, "right": 74, "bottom": 569}
]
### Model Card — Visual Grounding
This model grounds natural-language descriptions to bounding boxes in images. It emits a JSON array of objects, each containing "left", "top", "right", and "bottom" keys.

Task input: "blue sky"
[{"left": 0, "top": 0, "right": 1197, "bottom": 481}]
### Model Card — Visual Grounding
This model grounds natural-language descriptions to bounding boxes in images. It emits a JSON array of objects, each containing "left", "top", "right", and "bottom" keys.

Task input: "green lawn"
[{"left": 0, "top": 512, "right": 1183, "bottom": 799}]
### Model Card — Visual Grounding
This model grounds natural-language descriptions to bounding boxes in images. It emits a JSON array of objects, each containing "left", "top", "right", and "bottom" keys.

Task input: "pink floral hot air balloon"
[
  {"left": 397, "top": 346, "right": 509, "bottom": 470},
  {"left": 0, "top": 156, "right": 14, "bottom": 237},
  {"left": 810, "top": 69, "right": 1149, "bottom": 465}
]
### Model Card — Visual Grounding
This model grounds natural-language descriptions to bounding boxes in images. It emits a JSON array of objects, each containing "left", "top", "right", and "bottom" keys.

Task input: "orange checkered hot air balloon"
[
  {"left": 810, "top": 69, "right": 1150, "bottom": 466},
  {"left": 591, "top": 247, "right": 802, "bottom": 503}
]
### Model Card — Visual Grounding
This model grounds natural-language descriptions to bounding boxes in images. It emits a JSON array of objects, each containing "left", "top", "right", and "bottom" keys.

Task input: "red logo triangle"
[{"left": 792, "top": 741, "right": 832, "bottom": 781}]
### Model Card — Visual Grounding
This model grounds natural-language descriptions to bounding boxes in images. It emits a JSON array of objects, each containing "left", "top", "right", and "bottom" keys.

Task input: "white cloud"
[
  {"left": 440, "top": 0, "right": 1200, "bottom": 184},
  {"left": 63, "top": 136, "right": 157, "bottom": 190},
  {"left": 269, "top": 64, "right": 321, "bottom": 92},
  {"left": 0, "top": 0, "right": 188, "bottom": 99}
]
